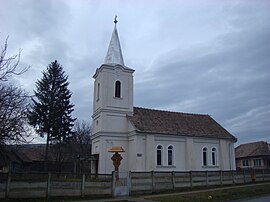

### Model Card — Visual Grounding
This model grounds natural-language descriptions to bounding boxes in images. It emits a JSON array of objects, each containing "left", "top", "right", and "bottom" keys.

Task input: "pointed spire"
[{"left": 104, "top": 16, "right": 125, "bottom": 66}]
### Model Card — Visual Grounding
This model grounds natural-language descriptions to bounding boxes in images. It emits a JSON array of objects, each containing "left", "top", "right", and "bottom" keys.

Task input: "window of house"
[
  {"left": 211, "top": 148, "right": 217, "bottom": 166},
  {"left": 203, "top": 147, "right": 207, "bottom": 166},
  {"left": 115, "top": 80, "right": 121, "bottom": 98},
  {"left": 266, "top": 160, "right": 270, "bottom": 167},
  {"left": 242, "top": 159, "right": 249, "bottom": 167},
  {"left": 168, "top": 145, "right": 174, "bottom": 166},
  {"left": 254, "top": 159, "right": 261, "bottom": 167},
  {"left": 157, "top": 145, "right": 163, "bottom": 166}
]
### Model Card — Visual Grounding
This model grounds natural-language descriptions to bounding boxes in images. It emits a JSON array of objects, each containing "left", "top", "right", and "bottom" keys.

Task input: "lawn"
[{"left": 149, "top": 183, "right": 270, "bottom": 202}]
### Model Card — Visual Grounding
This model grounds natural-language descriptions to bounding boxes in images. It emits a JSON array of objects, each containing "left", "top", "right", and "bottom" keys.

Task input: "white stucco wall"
[
  {"left": 128, "top": 134, "right": 236, "bottom": 173},
  {"left": 92, "top": 130, "right": 236, "bottom": 174}
]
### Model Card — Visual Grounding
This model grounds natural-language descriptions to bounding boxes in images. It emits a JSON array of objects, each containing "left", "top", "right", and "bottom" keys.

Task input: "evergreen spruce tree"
[{"left": 28, "top": 60, "right": 76, "bottom": 171}]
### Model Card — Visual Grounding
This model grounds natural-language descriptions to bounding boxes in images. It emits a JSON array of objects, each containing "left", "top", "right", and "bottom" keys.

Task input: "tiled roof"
[
  {"left": 128, "top": 107, "right": 237, "bottom": 141},
  {"left": 235, "top": 141, "right": 270, "bottom": 158},
  {"left": 17, "top": 144, "right": 46, "bottom": 161}
]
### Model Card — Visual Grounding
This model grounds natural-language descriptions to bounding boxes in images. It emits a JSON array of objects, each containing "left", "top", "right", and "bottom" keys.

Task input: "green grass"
[{"left": 149, "top": 183, "right": 270, "bottom": 202}]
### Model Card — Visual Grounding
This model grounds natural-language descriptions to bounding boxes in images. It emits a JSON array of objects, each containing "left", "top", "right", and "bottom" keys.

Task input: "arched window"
[
  {"left": 157, "top": 145, "right": 163, "bottom": 166},
  {"left": 211, "top": 148, "right": 217, "bottom": 166},
  {"left": 168, "top": 145, "right": 174, "bottom": 166},
  {"left": 115, "top": 80, "right": 121, "bottom": 98},
  {"left": 203, "top": 147, "right": 208, "bottom": 166}
]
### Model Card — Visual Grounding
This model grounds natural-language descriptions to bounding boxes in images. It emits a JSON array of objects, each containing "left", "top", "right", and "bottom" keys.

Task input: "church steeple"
[{"left": 104, "top": 16, "right": 125, "bottom": 66}]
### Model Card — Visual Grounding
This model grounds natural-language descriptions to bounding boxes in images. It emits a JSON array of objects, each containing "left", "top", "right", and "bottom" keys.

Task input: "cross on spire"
[{"left": 114, "top": 15, "right": 118, "bottom": 25}]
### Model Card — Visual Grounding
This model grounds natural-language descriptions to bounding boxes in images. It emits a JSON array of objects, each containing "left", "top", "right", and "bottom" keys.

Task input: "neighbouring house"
[
  {"left": 90, "top": 19, "right": 237, "bottom": 174},
  {"left": 0, "top": 144, "right": 91, "bottom": 173},
  {"left": 0, "top": 146, "right": 30, "bottom": 172},
  {"left": 235, "top": 141, "right": 270, "bottom": 170}
]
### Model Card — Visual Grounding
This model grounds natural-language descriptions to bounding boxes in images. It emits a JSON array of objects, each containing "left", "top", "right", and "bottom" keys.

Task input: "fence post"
[
  {"left": 243, "top": 169, "right": 246, "bottom": 183},
  {"left": 220, "top": 170, "right": 223, "bottom": 185},
  {"left": 189, "top": 171, "right": 193, "bottom": 187},
  {"left": 5, "top": 172, "right": 11, "bottom": 199},
  {"left": 232, "top": 170, "right": 235, "bottom": 184},
  {"left": 206, "top": 171, "right": 208, "bottom": 186},
  {"left": 171, "top": 171, "right": 175, "bottom": 190},
  {"left": 128, "top": 171, "right": 132, "bottom": 195},
  {"left": 47, "top": 172, "right": 51, "bottom": 199},
  {"left": 111, "top": 171, "right": 115, "bottom": 196},
  {"left": 81, "top": 173, "right": 85, "bottom": 197},
  {"left": 251, "top": 169, "right": 256, "bottom": 182},
  {"left": 151, "top": 171, "right": 155, "bottom": 193}
]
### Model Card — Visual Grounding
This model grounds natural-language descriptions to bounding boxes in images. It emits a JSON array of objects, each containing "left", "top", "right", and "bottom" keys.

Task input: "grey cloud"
[
  {"left": 1, "top": 0, "right": 270, "bottom": 145},
  {"left": 134, "top": 5, "right": 270, "bottom": 144}
]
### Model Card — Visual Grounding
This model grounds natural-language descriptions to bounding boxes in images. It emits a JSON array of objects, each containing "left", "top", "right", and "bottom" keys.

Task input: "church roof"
[
  {"left": 104, "top": 18, "right": 125, "bottom": 66},
  {"left": 235, "top": 141, "right": 270, "bottom": 158},
  {"left": 128, "top": 107, "right": 237, "bottom": 141}
]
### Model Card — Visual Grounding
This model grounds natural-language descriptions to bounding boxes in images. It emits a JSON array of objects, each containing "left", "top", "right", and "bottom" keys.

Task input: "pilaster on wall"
[
  {"left": 186, "top": 137, "right": 195, "bottom": 170},
  {"left": 219, "top": 139, "right": 233, "bottom": 170},
  {"left": 146, "top": 135, "right": 155, "bottom": 171},
  {"left": 230, "top": 143, "right": 236, "bottom": 170}
]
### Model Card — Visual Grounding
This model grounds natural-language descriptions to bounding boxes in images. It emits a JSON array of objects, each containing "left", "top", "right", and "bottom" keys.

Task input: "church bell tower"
[{"left": 91, "top": 16, "right": 135, "bottom": 140}]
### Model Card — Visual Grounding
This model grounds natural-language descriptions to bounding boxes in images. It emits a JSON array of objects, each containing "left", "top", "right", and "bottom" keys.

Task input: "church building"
[{"left": 91, "top": 19, "right": 237, "bottom": 174}]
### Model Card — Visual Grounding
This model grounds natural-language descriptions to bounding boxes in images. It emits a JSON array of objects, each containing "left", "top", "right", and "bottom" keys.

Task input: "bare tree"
[
  {"left": 47, "top": 121, "right": 91, "bottom": 173},
  {"left": 72, "top": 120, "right": 91, "bottom": 146},
  {"left": 69, "top": 120, "right": 91, "bottom": 174},
  {"left": 0, "top": 35, "right": 31, "bottom": 148},
  {"left": 0, "top": 36, "right": 30, "bottom": 81},
  {"left": 0, "top": 84, "right": 30, "bottom": 145}
]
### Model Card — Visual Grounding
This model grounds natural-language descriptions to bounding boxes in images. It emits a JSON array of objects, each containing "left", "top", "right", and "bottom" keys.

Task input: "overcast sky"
[{"left": 1, "top": 0, "right": 269, "bottom": 145}]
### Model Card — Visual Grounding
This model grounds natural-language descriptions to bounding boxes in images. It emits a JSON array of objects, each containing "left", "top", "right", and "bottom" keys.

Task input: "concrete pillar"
[
  {"left": 189, "top": 171, "right": 193, "bottom": 187},
  {"left": 47, "top": 172, "right": 51, "bottom": 199},
  {"left": 171, "top": 171, "right": 175, "bottom": 189},
  {"left": 232, "top": 170, "right": 236, "bottom": 184},
  {"left": 220, "top": 170, "right": 223, "bottom": 185},
  {"left": 151, "top": 171, "right": 155, "bottom": 193},
  {"left": 5, "top": 172, "right": 11, "bottom": 199},
  {"left": 81, "top": 174, "right": 85, "bottom": 197},
  {"left": 206, "top": 170, "right": 209, "bottom": 186},
  {"left": 111, "top": 171, "right": 115, "bottom": 196}
]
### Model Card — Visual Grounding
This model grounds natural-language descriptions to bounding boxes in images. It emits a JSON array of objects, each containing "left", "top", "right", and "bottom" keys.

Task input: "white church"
[{"left": 90, "top": 19, "right": 237, "bottom": 174}]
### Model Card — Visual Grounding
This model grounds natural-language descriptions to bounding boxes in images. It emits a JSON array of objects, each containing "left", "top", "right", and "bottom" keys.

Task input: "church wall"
[
  {"left": 128, "top": 135, "right": 146, "bottom": 171},
  {"left": 145, "top": 134, "right": 155, "bottom": 171},
  {"left": 103, "top": 113, "right": 129, "bottom": 132},
  {"left": 92, "top": 131, "right": 236, "bottom": 173},
  {"left": 128, "top": 137, "right": 135, "bottom": 171},
  {"left": 138, "top": 134, "right": 236, "bottom": 172},
  {"left": 230, "top": 142, "right": 236, "bottom": 169},
  {"left": 193, "top": 138, "right": 220, "bottom": 171},
  {"left": 153, "top": 135, "right": 187, "bottom": 171},
  {"left": 219, "top": 139, "right": 236, "bottom": 170}
]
